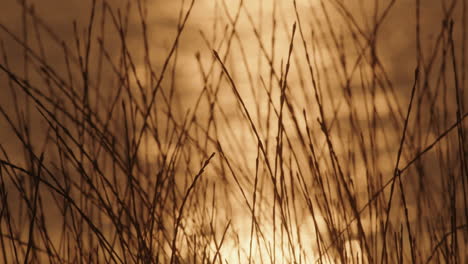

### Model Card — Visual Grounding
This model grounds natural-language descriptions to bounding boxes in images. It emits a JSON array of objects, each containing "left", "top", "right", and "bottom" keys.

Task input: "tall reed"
[{"left": 0, "top": 0, "right": 466, "bottom": 263}]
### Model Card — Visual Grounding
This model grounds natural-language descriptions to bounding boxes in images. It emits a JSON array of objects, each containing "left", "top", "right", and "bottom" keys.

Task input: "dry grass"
[{"left": 0, "top": 0, "right": 467, "bottom": 263}]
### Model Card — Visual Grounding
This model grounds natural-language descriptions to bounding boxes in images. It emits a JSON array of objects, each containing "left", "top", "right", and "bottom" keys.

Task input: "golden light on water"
[{"left": 0, "top": 0, "right": 467, "bottom": 263}]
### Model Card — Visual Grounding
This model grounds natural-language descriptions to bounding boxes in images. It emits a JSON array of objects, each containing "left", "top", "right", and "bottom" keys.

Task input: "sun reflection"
[{"left": 0, "top": 0, "right": 466, "bottom": 262}]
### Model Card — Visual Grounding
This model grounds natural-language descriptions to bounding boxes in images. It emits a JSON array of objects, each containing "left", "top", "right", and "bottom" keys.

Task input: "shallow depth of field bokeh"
[{"left": 0, "top": 0, "right": 467, "bottom": 263}]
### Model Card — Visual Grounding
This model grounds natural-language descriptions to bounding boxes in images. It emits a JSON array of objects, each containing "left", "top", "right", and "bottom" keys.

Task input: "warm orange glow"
[{"left": 0, "top": 0, "right": 467, "bottom": 263}]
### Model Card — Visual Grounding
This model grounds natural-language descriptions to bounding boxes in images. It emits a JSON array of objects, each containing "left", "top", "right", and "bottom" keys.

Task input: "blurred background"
[{"left": 0, "top": 0, "right": 466, "bottom": 263}]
